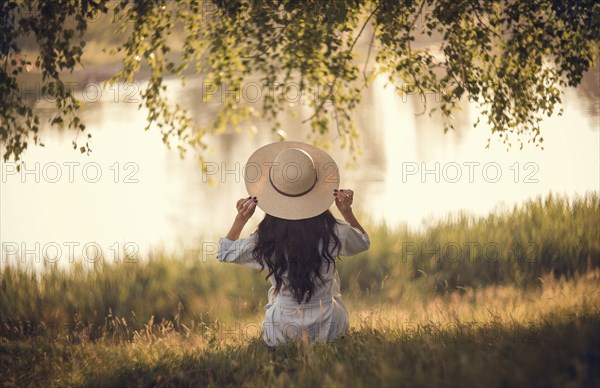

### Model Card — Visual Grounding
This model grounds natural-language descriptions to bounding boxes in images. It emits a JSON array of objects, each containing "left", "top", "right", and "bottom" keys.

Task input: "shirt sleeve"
[
  {"left": 216, "top": 232, "right": 263, "bottom": 270},
  {"left": 335, "top": 220, "right": 371, "bottom": 256}
]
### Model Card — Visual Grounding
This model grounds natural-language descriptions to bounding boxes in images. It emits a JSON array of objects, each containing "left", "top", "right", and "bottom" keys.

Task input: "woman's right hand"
[
  {"left": 334, "top": 188, "right": 367, "bottom": 234},
  {"left": 334, "top": 188, "right": 354, "bottom": 216}
]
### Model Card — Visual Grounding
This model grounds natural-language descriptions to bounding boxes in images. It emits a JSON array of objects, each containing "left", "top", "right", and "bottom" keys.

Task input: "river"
[{"left": 1, "top": 70, "right": 598, "bottom": 267}]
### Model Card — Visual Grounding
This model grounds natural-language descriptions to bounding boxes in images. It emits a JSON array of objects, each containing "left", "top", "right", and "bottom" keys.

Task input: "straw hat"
[{"left": 244, "top": 141, "right": 340, "bottom": 220}]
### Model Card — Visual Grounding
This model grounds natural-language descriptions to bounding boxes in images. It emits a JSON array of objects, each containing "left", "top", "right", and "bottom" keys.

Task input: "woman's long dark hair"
[{"left": 252, "top": 210, "right": 341, "bottom": 304}]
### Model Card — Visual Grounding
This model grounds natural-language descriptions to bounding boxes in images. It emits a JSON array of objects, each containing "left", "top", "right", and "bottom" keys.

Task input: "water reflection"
[{"left": 1, "top": 71, "right": 598, "bottom": 267}]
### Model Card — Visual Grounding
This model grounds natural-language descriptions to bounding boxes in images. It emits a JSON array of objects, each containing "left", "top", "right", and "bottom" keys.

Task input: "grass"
[
  {"left": 1, "top": 271, "right": 598, "bottom": 387},
  {"left": 1, "top": 191, "right": 599, "bottom": 386},
  {"left": 340, "top": 191, "right": 600, "bottom": 297}
]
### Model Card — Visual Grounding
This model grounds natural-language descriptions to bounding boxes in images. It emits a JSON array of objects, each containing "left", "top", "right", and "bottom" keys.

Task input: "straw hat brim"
[{"left": 244, "top": 141, "right": 340, "bottom": 220}]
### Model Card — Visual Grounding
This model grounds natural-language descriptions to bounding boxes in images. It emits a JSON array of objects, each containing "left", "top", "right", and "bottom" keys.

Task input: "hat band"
[{"left": 268, "top": 166, "right": 318, "bottom": 198}]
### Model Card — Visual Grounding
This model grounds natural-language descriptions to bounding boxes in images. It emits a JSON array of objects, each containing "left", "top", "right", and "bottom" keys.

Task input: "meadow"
[{"left": 1, "top": 192, "right": 599, "bottom": 387}]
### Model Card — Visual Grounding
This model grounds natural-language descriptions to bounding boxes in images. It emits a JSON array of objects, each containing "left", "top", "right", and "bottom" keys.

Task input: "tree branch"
[
  {"left": 363, "top": 30, "right": 376, "bottom": 86},
  {"left": 408, "top": 0, "right": 427, "bottom": 32},
  {"left": 240, "top": 21, "right": 292, "bottom": 59},
  {"left": 302, "top": 2, "right": 381, "bottom": 124},
  {"left": 469, "top": 0, "right": 502, "bottom": 40},
  {"left": 405, "top": 0, "right": 429, "bottom": 116}
]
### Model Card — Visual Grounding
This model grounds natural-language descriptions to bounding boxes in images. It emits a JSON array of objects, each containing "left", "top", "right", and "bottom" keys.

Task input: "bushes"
[{"left": 338, "top": 192, "right": 600, "bottom": 295}]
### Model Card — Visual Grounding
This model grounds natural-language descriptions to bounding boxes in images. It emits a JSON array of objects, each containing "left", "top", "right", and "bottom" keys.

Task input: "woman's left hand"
[
  {"left": 235, "top": 197, "right": 258, "bottom": 224},
  {"left": 226, "top": 197, "right": 258, "bottom": 241}
]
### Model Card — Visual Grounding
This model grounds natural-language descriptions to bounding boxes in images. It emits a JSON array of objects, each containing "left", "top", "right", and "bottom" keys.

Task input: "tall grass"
[
  {"left": 0, "top": 192, "right": 598, "bottom": 338},
  {"left": 0, "top": 255, "right": 268, "bottom": 339},
  {"left": 339, "top": 191, "right": 600, "bottom": 296},
  {"left": 1, "top": 192, "right": 599, "bottom": 386},
  {"left": 1, "top": 271, "right": 598, "bottom": 387}
]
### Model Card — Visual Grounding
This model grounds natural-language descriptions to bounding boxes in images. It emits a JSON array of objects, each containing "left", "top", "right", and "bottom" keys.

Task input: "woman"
[{"left": 217, "top": 141, "right": 370, "bottom": 347}]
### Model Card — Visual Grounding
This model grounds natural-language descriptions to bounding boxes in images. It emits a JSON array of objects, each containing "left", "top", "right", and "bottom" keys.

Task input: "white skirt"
[{"left": 261, "top": 272, "right": 349, "bottom": 347}]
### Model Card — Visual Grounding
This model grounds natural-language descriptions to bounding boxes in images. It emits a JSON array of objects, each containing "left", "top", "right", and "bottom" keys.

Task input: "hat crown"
[
  {"left": 269, "top": 148, "right": 317, "bottom": 197},
  {"left": 245, "top": 141, "right": 339, "bottom": 220}
]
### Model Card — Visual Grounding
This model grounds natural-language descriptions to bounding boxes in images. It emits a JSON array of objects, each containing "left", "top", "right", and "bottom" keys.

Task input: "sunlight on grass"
[{"left": 1, "top": 192, "right": 599, "bottom": 386}]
